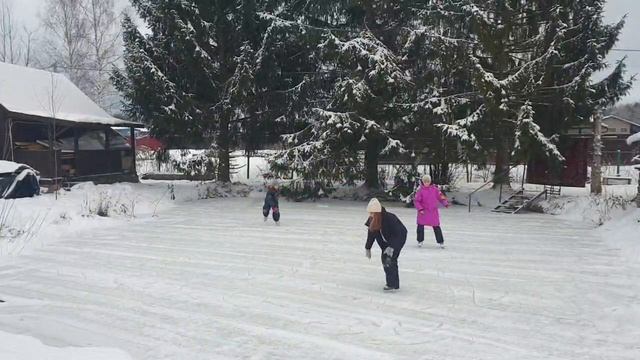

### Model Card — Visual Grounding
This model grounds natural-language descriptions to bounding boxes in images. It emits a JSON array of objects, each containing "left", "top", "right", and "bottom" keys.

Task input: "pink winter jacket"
[{"left": 414, "top": 185, "right": 448, "bottom": 226}]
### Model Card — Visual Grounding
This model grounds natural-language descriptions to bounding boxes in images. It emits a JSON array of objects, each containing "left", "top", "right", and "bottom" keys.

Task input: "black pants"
[
  {"left": 381, "top": 246, "right": 403, "bottom": 289},
  {"left": 417, "top": 225, "right": 444, "bottom": 244},
  {"left": 263, "top": 205, "right": 280, "bottom": 222}
]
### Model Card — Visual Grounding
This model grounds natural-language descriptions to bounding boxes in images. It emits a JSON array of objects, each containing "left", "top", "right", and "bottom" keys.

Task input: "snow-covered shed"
[{"left": 0, "top": 62, "right": 143, "bottom": 183}]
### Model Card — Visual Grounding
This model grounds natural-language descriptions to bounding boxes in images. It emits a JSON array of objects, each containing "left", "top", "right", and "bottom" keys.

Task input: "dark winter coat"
[
  {"left": 364, "top": 208, "right": 407, "bottom": 251},
  {"left": 264, "top": 190, "right": 279, "bottom": 209}
]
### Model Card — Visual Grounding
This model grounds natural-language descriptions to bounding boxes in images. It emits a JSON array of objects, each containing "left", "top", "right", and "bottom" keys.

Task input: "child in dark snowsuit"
[{"left": 263, "top": 185, "right": 280, "bottom": 224}]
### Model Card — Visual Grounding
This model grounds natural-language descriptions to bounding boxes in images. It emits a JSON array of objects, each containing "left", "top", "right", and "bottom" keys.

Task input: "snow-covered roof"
[
  {"left": 0, "top": 62, "right": 139, "bottom": 127},
  {"left": 627, "top": 132, "right": 640, "bottom": 146},
  {"left": 603, "top": 115, "right": 640, "bottom": 127}
]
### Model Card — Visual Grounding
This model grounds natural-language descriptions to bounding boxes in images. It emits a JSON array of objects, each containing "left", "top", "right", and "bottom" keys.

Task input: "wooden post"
[
  {"left": 8, "top": 118, "right": 14, "bottom": 161},
  {"left": 104, "top": 127, "right": 111, "bottom": 150},
  {"left": 246, "top": 153, "right": 250, "bottom": 179},
  {"left": 73, "top": 127, "right": 79, "bottom": 177},
  {"left": 73, "top": 128, "right": 80, "bottom": 152},
  {"left": 130, "top": 127, "right": 137, "bottom": 175},
  {"left": 591, "top": 111, "right": 603, "bottom": 195},
  {"left": 104, "top": 127, "right": 111, "bottom": 173},
  {"left": 48, "top": 122, "right": 54, "bottom": 176}
]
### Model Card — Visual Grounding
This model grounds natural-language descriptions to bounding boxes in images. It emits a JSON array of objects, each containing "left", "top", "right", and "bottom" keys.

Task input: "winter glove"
[
  {"left": 365, "top": 249, "right": 371, "bottom": 259},
  {"left": 383, "top": 247, "right": 394, "bottom": 257}
]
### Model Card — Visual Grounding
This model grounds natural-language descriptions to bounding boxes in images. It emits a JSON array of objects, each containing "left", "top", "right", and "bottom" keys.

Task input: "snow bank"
[
  {"left": 537, "top": 192, "right": 637, "bottom": 226},
  {"left": 600, "top": 209, "right": 640, "bottom": 263},
  {"left": 0, "top": 330, "right": 132, "bottom": 360},
  {"left": 0, "top": 180, "right": 254, "bottom": 257}
]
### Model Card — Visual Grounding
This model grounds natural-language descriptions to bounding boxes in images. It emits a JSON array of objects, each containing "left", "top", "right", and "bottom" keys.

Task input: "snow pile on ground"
[
  {"left": 536, "top": 193, "right": 636, "bottom": 226},
  {"left": 0, "top": 330, "right": 132, "bottom": 360},
  {"left": 600, "top": 208, "right": 640, "bottom": 263},
  {"left": 0, "top": 181, "right": 254, "bottom": 257}
]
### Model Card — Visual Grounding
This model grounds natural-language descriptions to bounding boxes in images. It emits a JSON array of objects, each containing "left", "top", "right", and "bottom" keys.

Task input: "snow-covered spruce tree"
[
  {"left": 403, "top": 2, "right": 476, "bottom": 185},
  {"left": 269, "top": 1, "right": 413, "bottom": 190},
  {"left": 113, "top": 0, "right": 272, "bottom": 182},
  {"left": 434, "top": 0, "right": 631, "bottom": 187}
]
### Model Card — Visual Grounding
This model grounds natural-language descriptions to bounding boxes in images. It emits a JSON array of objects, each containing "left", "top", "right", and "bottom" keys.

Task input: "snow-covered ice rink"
[{"left": 1, "top": 195, "right": 639, "bottom": 359}]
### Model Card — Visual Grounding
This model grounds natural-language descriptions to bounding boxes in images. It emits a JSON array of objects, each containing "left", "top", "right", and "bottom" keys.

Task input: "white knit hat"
[
  {"left": 367, "top": 198, "right": 382, "bottom": 213},
  {"left": 422, "top": 175, "right": 432, "bottom": 184}
]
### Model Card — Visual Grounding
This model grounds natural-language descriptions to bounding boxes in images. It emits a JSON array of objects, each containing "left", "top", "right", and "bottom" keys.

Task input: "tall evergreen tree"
[
  {"left": 433, "top": 0, "right": 632, "bottom": 186},
  {"left": 269, "top": 1, "right": 414, "bottom": 189},
  {"left": 113, "top": 0, "right": 272, "bottom": 182}
]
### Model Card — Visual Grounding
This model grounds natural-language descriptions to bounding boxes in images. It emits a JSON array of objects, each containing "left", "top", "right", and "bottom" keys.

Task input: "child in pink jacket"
[{"left": 414, "top": 175, "right": 449, "bottom": 248}]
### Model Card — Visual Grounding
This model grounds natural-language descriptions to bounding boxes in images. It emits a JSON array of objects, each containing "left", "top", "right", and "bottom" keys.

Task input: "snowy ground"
[{"left": 1, "top": 189, "right": 639, "bottom": 359}]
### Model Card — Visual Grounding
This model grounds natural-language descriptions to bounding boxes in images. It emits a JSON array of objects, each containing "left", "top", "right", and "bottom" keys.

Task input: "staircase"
[{"left": 492, "top": 189, "right": 547, "bottom": 214}]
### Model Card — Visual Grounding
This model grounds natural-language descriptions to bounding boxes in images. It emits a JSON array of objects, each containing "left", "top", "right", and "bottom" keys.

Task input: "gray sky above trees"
[{"left": 11, "top": 0, "right": 640, "bottom": 104}]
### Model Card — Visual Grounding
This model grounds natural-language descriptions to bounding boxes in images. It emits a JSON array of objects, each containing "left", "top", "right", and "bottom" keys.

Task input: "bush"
[
  {"left": 82, "top": 191, "right": 136, "bottom": 218},
  {"left": 280, "top": 179, "right": 333, "bottom": 201},
  {"left": 386, "top": 165, "right": 420, "bottom": 206},
  {"left": 172, "top": 149, "right": 218, "bottom": 180}
]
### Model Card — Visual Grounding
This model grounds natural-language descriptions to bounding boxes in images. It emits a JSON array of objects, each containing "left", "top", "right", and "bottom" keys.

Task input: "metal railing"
[{"left": 468, "top": 164, "right": 521, "bottom": 212}]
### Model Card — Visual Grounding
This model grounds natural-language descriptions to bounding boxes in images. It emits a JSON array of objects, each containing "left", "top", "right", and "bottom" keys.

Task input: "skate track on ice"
[{"left": 1, "top": 198, "right": 639, "bottom": 359}]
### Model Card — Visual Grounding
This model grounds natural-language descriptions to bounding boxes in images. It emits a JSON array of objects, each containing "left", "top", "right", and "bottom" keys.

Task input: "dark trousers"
[
  {"left": 263, "top": 205, "right": 280, "bottom": 222},
  {"left": 381, "top": 246, "right": 402, "bottom": 289},
  {"left": 417, "top": 225, "right": 444, "bottom": 244}
]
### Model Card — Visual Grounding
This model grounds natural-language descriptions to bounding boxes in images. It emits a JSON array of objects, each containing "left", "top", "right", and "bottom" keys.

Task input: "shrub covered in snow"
[
  {"left": 538, "top": 192, "right": 636, "bottom": 226},
  {"left": 196, "top": 182, "right": 252, "bottom": 200},
  {"left": 172, "top": 150, "right": 218, "bottom": 181},
  {"left": 279, "top": 179, "right": 332, "bottom": 202}
]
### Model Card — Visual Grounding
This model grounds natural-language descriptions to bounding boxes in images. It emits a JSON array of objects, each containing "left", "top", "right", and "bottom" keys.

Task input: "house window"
[
  {"left": 620, "top": 128, "right": 628, "bottom": 133},
  {"left": 608, "top": 128, "right": 616, "bottom": 133}
]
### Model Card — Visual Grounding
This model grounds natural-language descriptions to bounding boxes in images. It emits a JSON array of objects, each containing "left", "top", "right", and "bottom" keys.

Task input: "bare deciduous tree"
[
  {"left": 20, "top": 25, "right": 36, "bottom": 66},
  {"left": 40, "top": 0, "right": 122, "bottom": 110},
  {"left": 0, "top": 0, "right": 37, "bottom": 66},
  {"left": 41, "top": 0, "right": 91, "bottom": 94},
  {"left": 82, "top": 0, "right": 121, "bottom": 109}
]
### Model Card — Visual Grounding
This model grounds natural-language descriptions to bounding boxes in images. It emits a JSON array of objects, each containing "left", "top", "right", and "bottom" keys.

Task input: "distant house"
[
  {"left": 114, "top": 127, "right": 165, "bottom": 152},
  {"left": 0, "top": 62, "right": 143, "bottom": 183},
  {"left": 602, "top": 115, "right": 640, "bottom": 164}
]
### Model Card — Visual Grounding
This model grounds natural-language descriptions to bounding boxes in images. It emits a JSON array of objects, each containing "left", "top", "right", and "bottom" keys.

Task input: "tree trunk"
[
  {"left": 364, "top": 142, "right": 380, "bottom": 189},
  {"left": 217, "top": 116, "right": 231, "bottom": 182},
  {"left": 430, "top": 162, "right": 451, "bottom": 185},
  {"left": 492, "top": 141, "right": 511, "bottom": 188},
  {"left": 591, "top": 111, "right": 603, "bottom": 195}
]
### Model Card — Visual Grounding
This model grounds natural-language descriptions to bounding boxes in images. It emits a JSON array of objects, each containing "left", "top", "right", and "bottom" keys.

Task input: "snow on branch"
[
  {"left": 627, "top": 132, "right": 640, "bottom": 146},
  {"left": 437, "top": 105, "right": 484, "bottom": 149},
  {"left": 513, "top": 102, "right": 564, "bottom": 161},
  {"left": 320, "top": 32, "right": 408, "bottom": 85}
]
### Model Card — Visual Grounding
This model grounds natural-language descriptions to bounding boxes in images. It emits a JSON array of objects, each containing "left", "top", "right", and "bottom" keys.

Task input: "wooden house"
[
  {"left": 0, "top": 62, "right": 143, "bottom": 184},
  {"left": 602, "top": 115, "right": 640, "bottom": 164}
]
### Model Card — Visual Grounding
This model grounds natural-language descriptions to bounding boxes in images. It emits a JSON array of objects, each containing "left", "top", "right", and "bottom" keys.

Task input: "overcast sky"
[{"left": 10, "top": 0, "right": 640, "bottom": 104}]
